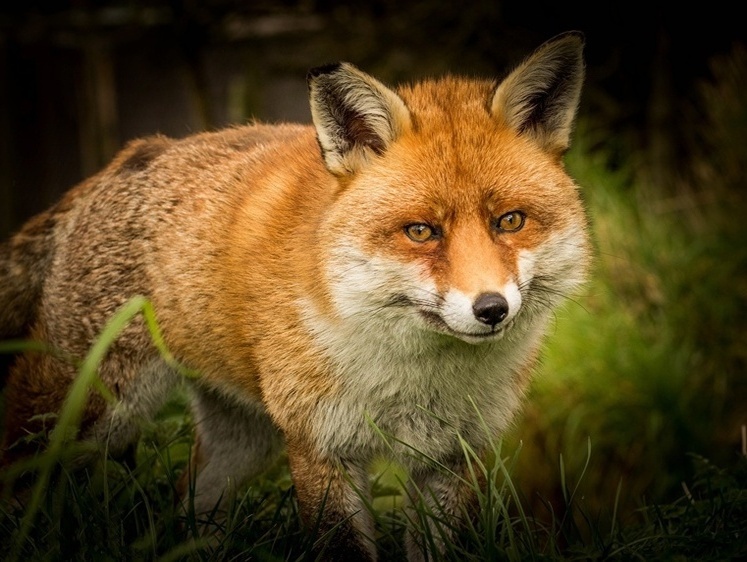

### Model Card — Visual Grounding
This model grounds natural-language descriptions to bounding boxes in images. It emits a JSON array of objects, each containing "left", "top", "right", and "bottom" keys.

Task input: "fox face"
[
  {"left": 319, "top": 126, "right": 588, "bottom": 347},
  {"left": 309, "top": 60, "right": 588, "bottom": 351}
]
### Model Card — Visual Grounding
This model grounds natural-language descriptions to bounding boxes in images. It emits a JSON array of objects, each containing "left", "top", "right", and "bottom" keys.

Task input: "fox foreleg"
[
  {"left": 287, "top": 439, "right": 377, "bottom": 561},
  {"left": 404, "top": 459, "right": 484, "bottom": 562},
  {"left": 182, "top": 386, "right": 283, "bottom": 519}
]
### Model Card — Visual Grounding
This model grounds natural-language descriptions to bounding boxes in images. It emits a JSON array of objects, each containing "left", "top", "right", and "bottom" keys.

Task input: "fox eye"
[
  {"left": 494, "top": 211, "right": 525, "bottom": 232},
  {"left": 405, "top": 223, "right": 437, "bottom": 242}
]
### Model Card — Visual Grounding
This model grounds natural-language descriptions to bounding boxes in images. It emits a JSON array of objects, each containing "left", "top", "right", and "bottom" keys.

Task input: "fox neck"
[{"left": 299, "top": 291, "right": 549, "bottom": 464}]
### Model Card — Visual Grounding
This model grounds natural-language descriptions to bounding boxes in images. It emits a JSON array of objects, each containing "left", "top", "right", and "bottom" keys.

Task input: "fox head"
[{"left": 306, "top": 32, "right": 589, "bottom": 346}]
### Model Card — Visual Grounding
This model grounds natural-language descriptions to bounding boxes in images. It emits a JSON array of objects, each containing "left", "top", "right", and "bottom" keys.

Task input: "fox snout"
[
  {"left": 472, "top": 292, "right": 509, "bottom": 327},
  {"left": 413, "top": 282, "right": 522, "bottom": 344}
]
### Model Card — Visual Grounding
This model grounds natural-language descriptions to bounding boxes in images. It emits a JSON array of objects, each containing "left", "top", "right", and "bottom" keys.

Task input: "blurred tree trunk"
[
  {"left": 0, "top": 37, "right": 11, "bottom": 238},
  {"left": 182, "top": 51, "right": 212, "bottom": 131},
  {"left": 645, "top": 32, "right": 680, "bottom": 201},
  {"left": 78, "top": 37, "right": 119, "bottom": 177}
]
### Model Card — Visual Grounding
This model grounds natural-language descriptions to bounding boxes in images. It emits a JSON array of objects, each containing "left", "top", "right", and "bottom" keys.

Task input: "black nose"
[{"left": 472, "top": 292, "right": 509, "bottom": 327}]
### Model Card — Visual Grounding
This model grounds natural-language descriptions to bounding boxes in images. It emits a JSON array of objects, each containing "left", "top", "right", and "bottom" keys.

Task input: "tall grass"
[
  {"left": 1, "top": 354, "right": 744, "bottom": 561},
  {"left": 1, "top": 45, "right": 746, "bottom": 560}
]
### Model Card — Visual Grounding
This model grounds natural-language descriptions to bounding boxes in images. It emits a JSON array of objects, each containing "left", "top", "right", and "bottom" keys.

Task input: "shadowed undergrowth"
[{"left": 0, "top": 383, "right": 745, "bottom": 562}]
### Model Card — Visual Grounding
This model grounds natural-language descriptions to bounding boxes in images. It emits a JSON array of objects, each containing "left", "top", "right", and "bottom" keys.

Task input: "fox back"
[{"left": 1, "top": 32, "right": 589, "bottom": 561}]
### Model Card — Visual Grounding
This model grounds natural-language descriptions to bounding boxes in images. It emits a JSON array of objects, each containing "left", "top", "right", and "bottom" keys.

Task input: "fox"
[{"left": 0, "top": 31, "right": 589, "bottom": 559}]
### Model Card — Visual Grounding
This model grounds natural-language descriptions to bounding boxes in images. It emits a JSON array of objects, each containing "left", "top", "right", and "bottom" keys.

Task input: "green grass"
[{"left": 1, "top": 382, "right": 745, "bottom": 561}]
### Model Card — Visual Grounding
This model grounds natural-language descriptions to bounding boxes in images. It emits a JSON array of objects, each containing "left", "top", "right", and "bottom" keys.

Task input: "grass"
[
  {"left": 1, "top": 42, "right": 746, "bottom": 562},
  {"left": 1, "top": 375, "right": 745, "bottom": 561}
]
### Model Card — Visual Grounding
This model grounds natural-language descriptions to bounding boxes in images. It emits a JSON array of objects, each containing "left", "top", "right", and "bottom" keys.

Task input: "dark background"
[{"left": 0, "top": 0, "right": 744, "bottom": 238}]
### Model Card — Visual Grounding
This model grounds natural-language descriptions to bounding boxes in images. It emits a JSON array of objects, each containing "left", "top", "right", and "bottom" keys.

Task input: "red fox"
[{"left": 1, "top": 32, "right": 589, "bottom": 559}]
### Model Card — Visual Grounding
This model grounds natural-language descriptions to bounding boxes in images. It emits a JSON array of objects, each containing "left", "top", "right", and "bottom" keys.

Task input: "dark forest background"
[{"left": 0, "top": 0, "right": 744, "bottom": 237}]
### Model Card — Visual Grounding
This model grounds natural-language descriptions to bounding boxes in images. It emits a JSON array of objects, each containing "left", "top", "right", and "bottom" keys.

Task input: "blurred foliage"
[{"left": 508, "top": 41, "right": 747, "bottom": 524}]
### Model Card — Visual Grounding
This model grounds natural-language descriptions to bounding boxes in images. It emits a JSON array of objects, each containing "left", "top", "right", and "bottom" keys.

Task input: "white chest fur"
[{"left": 303, "top": 302, "right": 548, "bottom": 468}]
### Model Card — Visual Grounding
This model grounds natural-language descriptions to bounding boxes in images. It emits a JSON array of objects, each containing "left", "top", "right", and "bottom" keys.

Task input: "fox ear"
[
  {"left": 307, "top": 63, "right": 411, "bottom": 176},
  {"left": 491, "top": 31, "right": 585, "bottom": 156}
]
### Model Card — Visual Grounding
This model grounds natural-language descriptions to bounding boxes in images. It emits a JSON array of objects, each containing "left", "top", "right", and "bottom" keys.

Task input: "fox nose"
[{"left": 472, "top": 292, "right": 509, "bottom": 327}]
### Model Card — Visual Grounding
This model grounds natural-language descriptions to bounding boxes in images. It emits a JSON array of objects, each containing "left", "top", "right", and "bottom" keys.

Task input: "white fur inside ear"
[
  {"left": 491, "top": 32, "right": 585, "bottom": 155},
  {"left": 308, "top": 63, "right": 411, "bottom": 175}
]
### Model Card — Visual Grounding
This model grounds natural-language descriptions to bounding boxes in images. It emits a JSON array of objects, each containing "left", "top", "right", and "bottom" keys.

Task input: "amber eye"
[
  {"left": 405, "top": 223, "right": 436, "bottom": 242},
  {"left": 494, "top": 211, "right": 525, "bottom": 232}
]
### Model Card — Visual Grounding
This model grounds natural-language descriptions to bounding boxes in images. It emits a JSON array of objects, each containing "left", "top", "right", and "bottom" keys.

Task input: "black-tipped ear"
[
  {"left": 491, "top": 31, "right": 585, "bottom": 156},
  {"left": 307, "top": 62, "right": 411, "bottom": 176}
]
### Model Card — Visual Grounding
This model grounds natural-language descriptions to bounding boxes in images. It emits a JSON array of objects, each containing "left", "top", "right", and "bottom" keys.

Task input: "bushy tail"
[{"left": 0, "top": 210, "right": 56, "bottom": 341}]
